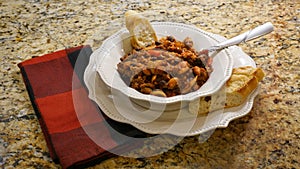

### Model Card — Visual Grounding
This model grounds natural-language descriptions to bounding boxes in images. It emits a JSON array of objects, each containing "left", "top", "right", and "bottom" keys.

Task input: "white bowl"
[{"left": 95, "top": 22, "right": 234, "bottom": 111}]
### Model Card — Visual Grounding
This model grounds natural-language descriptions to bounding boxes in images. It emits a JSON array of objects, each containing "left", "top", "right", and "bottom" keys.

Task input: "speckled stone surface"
[{"left": 1, "top": 0, "right": 299, "bottom": 168}]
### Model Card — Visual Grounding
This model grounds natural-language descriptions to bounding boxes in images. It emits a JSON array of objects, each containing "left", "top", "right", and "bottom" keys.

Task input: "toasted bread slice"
[
  {"left": 125, "top": 10, "right": 158, "bottom": 49},
  {"left": 189, "top": 66, "right": 265, "bottom": 115}
]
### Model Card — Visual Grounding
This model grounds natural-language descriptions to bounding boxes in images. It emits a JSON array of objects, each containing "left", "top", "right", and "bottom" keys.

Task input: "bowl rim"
[{"left": 96, "top": 22, "right": 234, "bottom": 104}]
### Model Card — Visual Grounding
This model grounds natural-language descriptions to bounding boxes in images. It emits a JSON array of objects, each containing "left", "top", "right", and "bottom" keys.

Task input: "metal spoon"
[{"left": 206, "top": 22, "right": 274, "bottom": 55}]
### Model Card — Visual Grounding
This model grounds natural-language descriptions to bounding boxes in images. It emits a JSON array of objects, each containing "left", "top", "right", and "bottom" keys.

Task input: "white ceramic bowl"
[{"left": 95, "top": 22, "right": 234, "bottom": 111}]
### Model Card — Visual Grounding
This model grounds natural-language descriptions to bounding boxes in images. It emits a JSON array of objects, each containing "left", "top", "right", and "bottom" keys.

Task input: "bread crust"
[
  {"left": 189, "top": 66, "right": 265, "bottom": 115},
  {"left": 125, "top": 10, "right": 157, "bottom": 49}
]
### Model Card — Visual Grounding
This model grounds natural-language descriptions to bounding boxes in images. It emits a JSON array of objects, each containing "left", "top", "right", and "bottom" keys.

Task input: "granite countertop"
[{"left": 1, "top": 0, "right": 299, "bottom": 168}]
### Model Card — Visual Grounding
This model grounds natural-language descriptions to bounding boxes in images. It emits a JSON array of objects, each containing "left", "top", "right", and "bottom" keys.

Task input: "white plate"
[
  {"left": 84, "top": 38, "right": 258, "bottom": 136},
  {"left": 94, "top": 22, "right": 234, "bottom": 110}
]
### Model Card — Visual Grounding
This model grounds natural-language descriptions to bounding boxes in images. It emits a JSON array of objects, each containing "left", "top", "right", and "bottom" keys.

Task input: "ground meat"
[{"left": 117, "top": 36, "right": 212, "bottom": 97}]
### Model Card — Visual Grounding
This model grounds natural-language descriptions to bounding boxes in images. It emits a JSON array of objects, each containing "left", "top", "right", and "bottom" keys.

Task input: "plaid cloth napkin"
[{"left": 17, "top": 46, "right": 147, "bottom": 169}]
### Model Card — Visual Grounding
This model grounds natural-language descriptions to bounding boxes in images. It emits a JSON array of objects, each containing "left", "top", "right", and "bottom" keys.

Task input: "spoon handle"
[{"left": 209, "top": 22, "right": 274, "bottom": 52}]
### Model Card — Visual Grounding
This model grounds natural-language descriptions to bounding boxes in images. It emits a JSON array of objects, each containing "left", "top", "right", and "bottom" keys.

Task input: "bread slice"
[
  {"left": 189, "top": 66, "right": 265, "bottom": 115},
  {"left": 125, "top": 10, "right": 158, "bottom": 49}
]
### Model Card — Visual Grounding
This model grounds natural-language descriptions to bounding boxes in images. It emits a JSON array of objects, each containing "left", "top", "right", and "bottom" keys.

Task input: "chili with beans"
[{"left": 117, "top": 36, "right": 212, "bottom": 97}]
